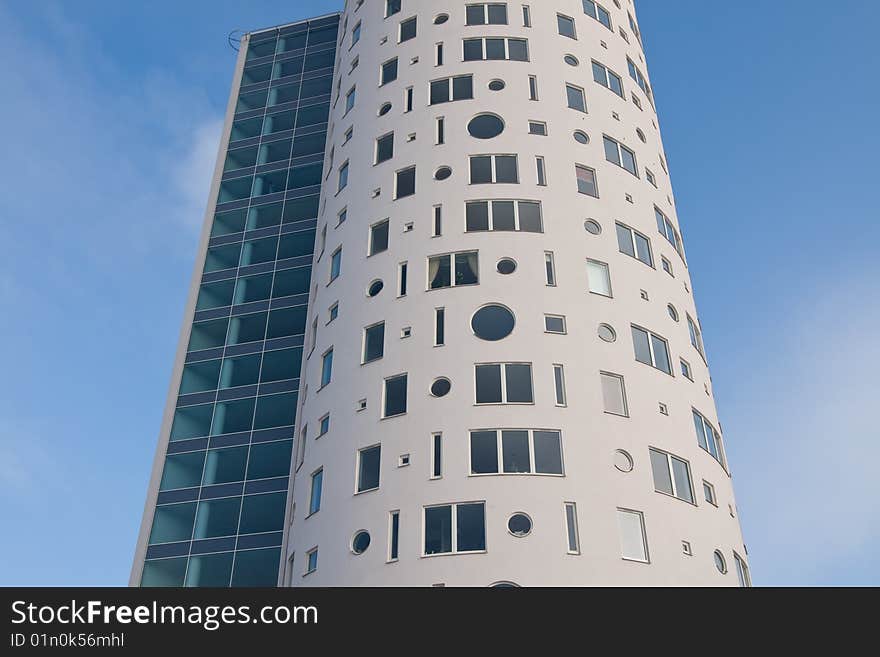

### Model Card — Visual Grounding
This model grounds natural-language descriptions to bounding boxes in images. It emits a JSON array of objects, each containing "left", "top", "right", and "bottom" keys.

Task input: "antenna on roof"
[{"left": 228, "top": 30, "right": 244, "bottom": 52}]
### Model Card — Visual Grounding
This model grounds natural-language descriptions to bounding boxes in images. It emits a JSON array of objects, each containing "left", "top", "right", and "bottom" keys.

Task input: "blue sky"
[{"left": 0, "top": 1, "right": 877, "bottom": 587}]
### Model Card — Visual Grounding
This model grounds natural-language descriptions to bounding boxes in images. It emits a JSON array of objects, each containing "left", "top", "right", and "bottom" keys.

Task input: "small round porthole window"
[
  {"left": 352, "top": 531, "right": 371, "bottom": 555},
  {"left": 434, "top": 13, "right": 449, "bottom": 25},
  {"left": 467, "top": 113, "right": 505, "bottom": 139},
  {"left": 598, "top": 323, "right": 617, "bottom": 343},
  {"left": 507, "top": 513, "right": 533, "bottom": 537},
  {"left": 435, "top": 166, "right": 452, "bottom": 181},
  {"left": 714, "top": 550, "right": 727, "bottom": 574},
  {"left": 574, "top": 130, "right": 590, "bottom": 145},
  {"left": 667, "top": 304, "right": 679, "bottom": 322},
  {"left": 497, "top": 258, "right": 517, "bottom": 275},
  {"left": 564, "top": 54, "right": 579, "bottom": 66},
  {"left": 471, "top": 304, "right": 515, "bottom": 341},
  {"left": 488, "top": 79, "right": 506, "bottom": 91},
  {"left": 614, "top": 450, "right": 634, "bottom": 473},
  {"left": 430, "top": 377, "right": 452, "bottom": 398},
  {"left": 637, "top": 128, "right": 647, "bottom": 143},
  {"left": 378, "top": 102, "right": 392, "bottom": 116},
  {"left": 584, "top": 219, "right": 602, "bottom": 235},
  {"left": 367, "top": 279, "right": 384, "bottom": 297}
]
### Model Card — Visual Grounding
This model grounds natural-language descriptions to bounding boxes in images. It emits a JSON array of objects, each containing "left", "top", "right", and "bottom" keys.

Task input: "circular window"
[
  {"left": 564, "top": 54, "right": 579, "bottom": 66},
  {"left": 488, "top": 79, "right": 506, "bottom": 91},
  {"left": 378, "top": 102, "right": 392, "bottom": 116},
  {"left": 667, "top": 304, "right": 679, "bottom": 322},
  {"left": 430, "top": 378, "right": 452, "bottom": 397},
  {"left": 584, "top": 219, "right": 602, "bottom": 235},
  {"left": 367, "top": 279, "right": 384, "bottom": 297},
  {"left": 352, "top": 531, "right": 371, "bottom": 555},
  {"left": 434, "top": 13, "right": 449, "bottom": 25},
  {"left": 490, "top": 581, "right": 520, "bottom": 588},
  {"left": 714, "top": 550, "right": 727, "bottom": 574},
  {"left": 614, "top": 450, "right": 634, "bottom": 473},
  {"left": 468, "top": 114, "right": 505, "bottom": 139},
  {"left": 637, "top": 128, "right": 646, "bottom": 143},
  {"left": 598, "top": 323, "right": 617, "bottom": 343},
  {"left": 574, "top": 130, "right": 590, "bottom": 145},
  {"left": 435, "top": 166, "right": 452, "bottom": 181},
  {"left": 471, "top": 304, "right": 515, "bottom": 341},
  {"left": 496, "top": 258, "right": 517, "bottom": 275},
  {"left": 507, "top": 513, "right": 533, "bottom": 537}
]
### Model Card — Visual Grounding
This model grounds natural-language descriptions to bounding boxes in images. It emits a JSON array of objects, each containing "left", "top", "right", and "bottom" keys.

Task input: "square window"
[{"left": 545, "top": 315, "right": 567, "bottom": 334}]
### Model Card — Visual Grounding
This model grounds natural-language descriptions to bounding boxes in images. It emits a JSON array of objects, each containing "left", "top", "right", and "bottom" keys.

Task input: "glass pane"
[
  {"left": 396, "top": 167, "right": 416, "bottom": 198},
  {"left": 170, "top": 404, "right": 213, "bottom": 441},
  {"left": 247, "top": 440, "right": 293, "bottom": 480},
  {"left": 260, "top": 347, "right": 302, "bottom": 383},
  {"left": 466, "top": 202, "right": 490, "bottom": 232},
  {"left": 203, "top": 446, "right": 248, "bottom": 485},
  {"left": 470, "top": 431, "right": 499, "bottom": 474},
  {"left": 358, "top": 446, "right": 381, "bottom": 492},
  {"left": 501, "top": 430, "right": 531, "bottom": 473},
  {"left": 267, "top": 306, "right": 307, "bottom": 338},
  {"left": 430, "top": 79, "right": 449, "bottom": 104},
  {"left": 671, "top": 457, "right": 694, "bottom": 503},
  {"left": 452, "top": 75, "right": 473, "bottom": 100},
  {"left": 567, "top": 86, "right": 585, "bottom": 111},
  {"left": 310, "top": 470, "right": 323, "bottom": 513},
  {"left": 141, "top": 558, "right": 187, "bottom": 587},
  {"left": 231, "top": 547, "right": 281, "bottom": 587},
  {"left": 234, "top": 273, "right": 273, "bottom": 304},
  {"left": 273, "top": 266, "right": 312, "bottom": 298},
  {"left": 364, "top": 323, "right": 385, "bottom": 362},
  {"left": 239, "top": 492, "right": 286, "bottom": 534},
  {"left": 239, "top": 237, "right": 278, "bottom": 267},
  {"left": 454, "top": 252, "right": 478, "bottom": 285},
  {"left": 429, "top": 256, "right": 451, "bottom": 289},
  {"left": 471, "top": 305, "right": 515, "bottom": 341},
  {"left": 492, "top": 201, "right": 516, "bottom": 230},
  {"left": 470, "top": 156, "right": 492, "bottom": 184},
  {"left": 160, "top": 452, "right": 206, "bottom": 491},
  {"left": 196, "top": 280, "right": 235, "bottom": 311},
  {"left": 495, "top": 156, "right": 518, "bottom": 183},
  {"left": 185, "top": 552, "right": 233, "bottom": 587},
  {"left": 220, "top": 354, "right": 261, "bottom": 389},
  {"left": 180, "top": 360, "right": 221, "bottom": 394},
  {"left": 189, "top": 318, "right": 229, "bottom": 351},
  {"left": 371, "top": 221, "right": 390, "bottom": 254},
  {"left": 534, "top": 431, "right": 563, "bottom": 474},
  {"left": 475, "top": 365, "right": 503, "bottom": 404},
  {"left": 425, "top": 506, "right": 452, "bottom": 554},
  {"left": 485, "top": 38, "right": 505, "bottom": 60},
  {"left": 508, "top": 38, "right": 528, "bottom": 61},
  {"left": 604, "top": 137, "right": 621, "bottom": 165},
  {"left": 254, "top": 392, "right": 297, "bottom": 429},
  {"left": 228, "top": 312, "right": 267, "bottom": 345},
  {"left": 466, "top": 5, "right": 485, "bottom": 25},
  {"left": 587, "top": 260, "right": 612, "bottom": 296},
  {"left": 193, "top": 497, "right": 241, "bottom": 539},
  {"left": 617, "top": 510, "right": 648, "bottom": 561},
  {"left": 278, "top": 229, "right": 315, "bottom": 259},
  {"left": 210, "top": 398, "right": 255, "bottom": 436},
  {"left": 149, "top": 503, "right": 196, "bottom": 544},
  {"left": 634, "top": 233, "right": 652, "bottom": 265},
  {"left": 616, "top": 224, "right": 635, "bottom": 257},
  {"left": 650, "top": 450, "right": 674, "bottom": 495},
  {"left": 632, "top": 327, "right": 652, "bottom": 366},
  {"left": 600, "top": 372, "right": 627, "bottom": 415},
  {"left": 592, "top": 62, "right": 607, "bottom": 85},
  {"left": 651, "top": 335, "right": 671, "bottom": 374},
  {"left": 565, "top": 504, "right": 579, "bottom": 552},
  {"left": 505, "top": 364, "right": 533, "bottom": 403},
  {"left": 457, "top": 504, "right": 486, "bottom": 552},
  {"left": 384, "top": 376, "right": 407, "bottom": 417},
  {"left": 518, "top": 201, "right": 542, "bottom": 232}
]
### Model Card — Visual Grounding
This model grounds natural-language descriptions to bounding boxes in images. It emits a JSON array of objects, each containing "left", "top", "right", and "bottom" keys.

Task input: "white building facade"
[{"left": 279, "top": 0, "right": 751, "bottom": 587}]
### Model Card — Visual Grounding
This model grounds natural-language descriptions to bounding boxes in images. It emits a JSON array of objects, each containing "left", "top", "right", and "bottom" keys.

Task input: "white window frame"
[
  {"left": 553, "top": 364, "right": 567, "bottom": 407},
  {"left": 422, "top": 502, "right": 487, "bottom": 556},
  {"left": 582, "top": 0, "right": 612, "bottom": 30},
  {"left": 308, "top": 468, "right": 323, "bottom": 515},
  {"left": 592, "top": 60, "right": 624, "bottom": 97},
  {"left": 374, "top": 132, "right": 394, "bottom": 165},
  {"left": 566, "top": 83, "right": 587, "bottom": 113},
  {"left": 587, "top": 258, "right": 613, "bottom": 297},
  {"left": 564, "top": 502, "right": 580, "bottom": 554},
  {"left": 474, "top": 362, "right": 534, "bottom": 405},
  {"left": 545, "top": 314, "right": 567, "bottom": 334},
  {"left": 703, "top": 480, "right": 717, "bottom": 506},
  {"left": 469, "top": 154, "right": 519, "bottom": 184},
  {"left": 462, "top": 37, "right": 529, "bottom": 62},
  {"left": 600, "top": 371, "right": 629, "bottom": 417},
  {"left": 469, "top": 429, "right": 564, "bottom": 476},
  {"left": 693, "top": 409, "right": 726, "bottom": 467},
  {"left": 368, "top": 219, "right": 390, "bottom": 256},
  {"left": 465, "top": 199, "right": 543, "bottom": 233},
  {"left": 431, "top": 433, "right": 443, "bottom": 479},
  {"left": 398, "top": 16, "right": 417, "bottom": 43},
  {"left": 382, "top": 374, "right": 408, "bottom": 418},
  {"left": 650, "top": 447, "right": 695, "bottom": 504},
  {"left": 616, "top": 222, "right": 654, "bottom": 267},
  {"left": 616, "top": 508, "right": 649, "bottom": 563},
  {"left": 557, "top": 13, "right": 577, "bottom": 39},
  {"left": 631, "top": 324, "right": 672, "bottom": 374},
  {"left": 356, "top": 444, "right": 381, "bottom": 494},
  {"left": 362, "top": 321, "right": 385, "bottom": 364},
  {"left": 466, "top": 3, "right": 509, "bottom": 26},
  {"left": 427, "top": 251, "right": 480, "bottom": 290},
  {"left": 604, "top": 135, "right": 639, "bottom": 176}
]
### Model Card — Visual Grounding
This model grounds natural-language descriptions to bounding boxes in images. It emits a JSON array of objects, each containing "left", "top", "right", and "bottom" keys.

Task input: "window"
[
  {"left": 627, "top": 58, "right": 652, "bottom": 104},
  {"left": 383, "top": 374, "right": 408, "bottom": 418},
  {"left": 703, "top": 481, "right": 717, "bottom": 506},
  {"left": 337, "top": 162, "right": 349, "bottom": 192},
  {"left": 575, "top": 164, "right": 598, "bottom": 197},
  {"left": 357, "top": 445, "right": 381, "bottom": 492},
  {"left": 468, "top": 114, "right": 505, "bottom": 139},
  {"left": 535, "top": 156, "right": 547, "bottom": 186},
  {"left": 432, "top": 433, "right": 443, "bottom": 478},
  {"left": 628, "top": 11, "right": 642, "bottom": 43},
  {"left": 566, "top": 84, "right": 587, "bottom": 112},
  {"left": 471, "top": 305, "right": 515, "bottom": 341},
  {"left": 616, "top": 222, "right": 653, "bottom": 266},
  {"left": 434, "top": 308, "right": 446, "bottom": 346},
  {"left": 429, "top": 78, "right": 474, "bottom": 108},
  {"left": 436, "top": 116, "right": 446, "bottom": 144},
  {"left": 399, "top": 16, "right": 417, "bottom": 42},
  {"left": 680, "top": 358, "right": 693, "bottom": 380},
  {"left": 375, "top": 133, "right": 394, "bottom": 164},
  {"left": 583, "top": 0, "right": 612, "bottom": 30},
  {"left": 395, "top": 166, "right": 416, "bottom": 199},
  {"left": 424, "top": 502, "right": 486, "bottom": 555},
  {"left": 522, "top": 5, "right": 531, "bottom": 27},
  {"left": 428, "top": 251, "right": 479, "bottom": 289},
  {"left": 389, "top": 511, "right": 400, "bottom": 561},
  {"left": 553, "top": 365, "right": 567, "bottom": 406},
  {"left": 469, "top": 155, "right": 518, "bottom": 184},
  {"left": 320, "top": 348, "right": 333, "bottom": 387},
  {"left": 466, "top": 3, "right": 508, "bottom": 25},
  {"left": 714, "top": 550, "right": 727, "bottom": 574},
  {"left": 435, "top": 43, "right": 444, "bottom": 66},
  {"left": 587, "top": 259, "right": 612, "bottom": 297},
  {"left": 545, "top": 252, "right": 556, "bottom": 286},
  {"left": 565, "top": 503, "right": 580, "bottom": 554},
  {"left": 617, "top": 509, "right": 649, "bottom": 562},
  {"left": 330, "top": 247, "right": 342, "bottom": 281},
  {"left": 369, "top": 220, "right": 389, "bottom": 256},
  {"left": 363, "top": 322, "right": 385, "bottom": 363},
  {"left": 319, "top": 414, "right": 330, "bottom": 436},
  {"left": 528, "top": 75, "right": 538, "bottom": 100},
  {"left": 545, "top": 315, "right": 567, "bottom": 334},
  {"left": 305, "top": 548, "right": 318, "bottom": 574},
  {"left": 465, "top": 200, "right": 542, "bottom": 233},
  {"left": 661, "top": 256, "right": 673, "bottom": 276},
  {"left": 600, "top": 372, "right": 628, "bottom": 416},
  {"left": 693, "top": 409, "right": 725, "bottom": 466},
  {"left": 398, "top": 262, "right": 408, "bottom": 296},
  {"left": 351, "top": 21, "right": 361, "bottom": 47},
  {"left": 734, "top": 553, "right": 752, "bottom": 587},
  {"left": 687, "top": 314, "right": 705, "bottom": 358},
  {"left": 604, "top": 135, "right": 638, "bottom": 176},
  {"left": 592, "top": 60, "right": 624, "bottom": 97},
  {"left": 557, "top": 14, "right": 577, "bottom": 38},
  {"left": 529, "top": 121, "right": 547, "bottom": 136},
  {"left": 470, "top": 430, "right": 563, "bottom": 475},
  {"left": 386, "top": 0, "right": 401, "bottom": 17},
  {"left": 463, "top": 37, "right": 529, "bottom": 62},
  {"left": 433, "top": 205, "right": 443, "bottom": 236},
  {"left": 475, "top": 363, "right": 533, "bottom": 404},
  {"left": 309, "top": 469, "right": 323, "bottom": 514},
  {"left": 631, "top": 325, "right": 672, "bottom": 374},
  {"left": 655, "top": 207, "right": 683, "bottom": 256},
  {"left": 646, "top": 168, "right": 657, "bottom": 187},
  {"left": 381, "top": 58, "right": 399, "bottom": 85},
  {"left": 650, "top": 448, "right": 695, "bottom": 503}
]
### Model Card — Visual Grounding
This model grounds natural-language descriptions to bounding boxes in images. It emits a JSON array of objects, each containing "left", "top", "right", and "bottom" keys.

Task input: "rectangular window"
[
  {"left": 357, "top": 445, "right": 381, "bottom": 493},
  {"left": 432, "top": 433, "right": 443, "bottom": 478},
  {"left": 435, "top": 308, "right": 446, "bottom": 346},
  {"left": 466, "top": 3, "right": 509, "bottom": 25},
  {"left": 463, "top": 37, "right": 529, "bottom": 62},
  {"left": 428, "top": 251, "right": 479, "bottom": 289},
  {"left": 435, "top": 42, "right": 444, "bottom": 66},
  {"left": 375, "top": 132, "right": 394, "bottom": 164},
  {"left": 436, "top": 116, "right": 446, "bottom": 144},
  {"left": 734, "top": 553, "right": 752, "bottom": 588},
  {"left": 320, "top": 348, "right": 333, "bottom": 387},
  {"left": 399, "top": 16, "right": 417, "bottom": 42},
  {"left": 395, "top": 166, "right": 416, "bottom": 199},
  {"left": 565, "top": 502, "right": 580, "bottom": 554},
  {"left": 433, "top": 205, "right": 443, "bottom": 236},
  {"left": 424, "top": 502, "right": 486, "bottom": 555},
  {"left": 309, "top": 469, "right": 323, "bottom": 514},
  {"left": 345, "top": 87, "right": 356, "bottom": 113},
  {"left": 337, "top": 162, "right": 349, "bottom": 192},
  {"left": 604, "top": 135, "right": 638, "bottom": 176},
  {"left": 557, "top": 14, "right": 577, "bottom": 39},
  {"left": 475, "top": 363, "right": 534, "bottom": 404},
  {"left": 616, "top": 222, "right": 653, "bottom": 267},
  {"left": 600, "top": 372, "right": 628, "bottom": 416},
  {"left": 628, "top": 12, "right": 642, "bottom": 43},
  {"left": 566, "top": 84, "right": 587, "bottom": 112},
  {"left": 470, "top": 429, "right": 563, "bottom": 475},
  {"left": 693, "top": 409, "right": 725, "bottom": 466},
  {"left": 469, "top": 154, "right": 519, "bottom": 184},
  {"left": 465, "top": 200, "right": 542, "bottom": 233},
  {"left": 369, "top": 220, "right": 390, "bottom": 257},
  {"left": 661, "top": 256, "right": 673, "bottom": 276},
  {"left": 545, "top": 251, "right": 556, "bottom": 286},
  {"left": 545, "top": 315, "right": 567, "bottom": 334},
  {"left": 687, "top": 315, "right": 705, "bottom": 358},
  {"left": 553, "top": 364, "right": 567, "bottom": 406},
  {"left": 381, "top": 58, "right": 399, "bottom": 85},
  {"left": 535, "top": 156, "right": 547, "bottom": 186},
  {"left": 650, "top": 448, "right": 695, "bottom": 503},
  {"left": 363, "top": 322, "right": 385, "bottom": 363},
  {"left": 389, "top": 511, "right": 400, "bottom": 561},
  {"left": 522, "top": 5, "right": 531, "bottom": 27},
  {"left": 583, "top": 0, "right": 612, "bottom": 30},
  {"left": 305, "top": 548, "right": 318, "bottom": 574},
  {"left": 319, "top": 414, "right": 330, "bottom": 436},
  {"left": 627, "top": 57, "right": 652, "bottom": 103},
  {"left": 703, "top": 480, "right": 717, "bottom": 506},
  {"left": 330, "top": 247, "right": 343, "bottom": 281},
  {"left": 646, "top": 168, "right": 657, "bottom": 187},
  {"left": 429, "top": 75, "right": 474, "bottom": 104},
  {"left": 328, "top": 303, "right": 338, "bottom": 324},
  {"left": 386, "top": 0, "right": 401, "bottom": 18},
  {"left": 617, "top": 509, "right": 649, "bottom": 562},
  {"left": 383, "top": 374, "right": 408, "bottom": 418},
  {"left": 592, "top": 60, "right": 624, "bottom": 97},
  {"left": 528, "top": 75, "right": 538, "bottom": 100},
  {"left": 295, "top": 425, "right": 307, "bottom": 471},
  {"left": 631, "top": 325, "right": 672, "bottom": 375},
  {"left": 351, "top": 21, "right": 361, "bottom": 47},
  {"left": 399, "top": 261, "right": 408, "bottom": 296},
  {"left": 528, "top": 121, "right": 547, "bottom": 136},
  {"left": 575, "top": 164, "right": 598, "bottom": 197},
  {"left": 655, "top": 207, "right": 683, "bottom": 256},
  {"left": 680, "top": 358, "right": 693, "bottom": 380},
  {"left": 587, "top": 259, "right": 612, "bottom": 297}
]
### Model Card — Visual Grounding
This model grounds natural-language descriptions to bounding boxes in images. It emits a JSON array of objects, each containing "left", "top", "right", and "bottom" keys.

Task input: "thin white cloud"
[{"left": 172, "top": 118, "right": 224, "bottom": 231}]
